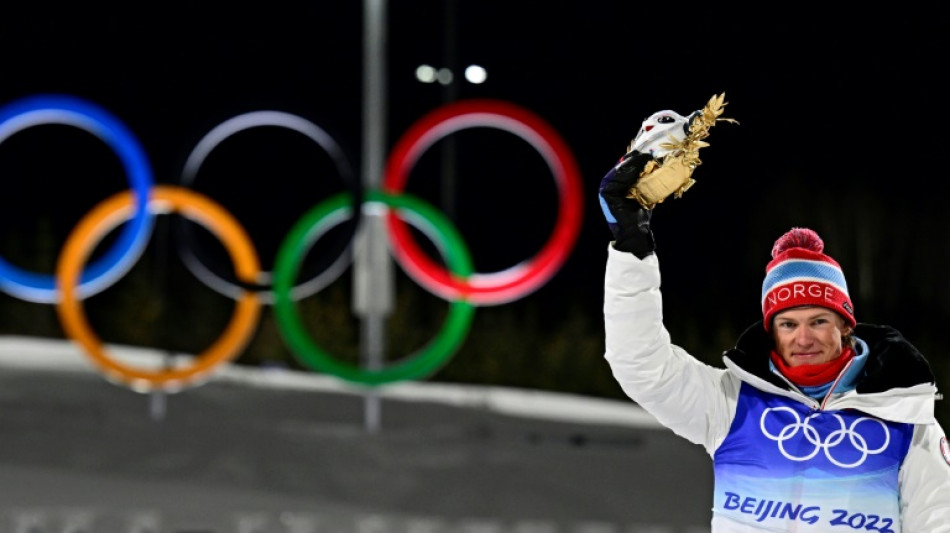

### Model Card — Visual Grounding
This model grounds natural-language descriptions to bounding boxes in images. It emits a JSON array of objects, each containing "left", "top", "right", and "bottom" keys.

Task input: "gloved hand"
[{"left": 598, "top": 150, "right": 656, "bottom": 258}]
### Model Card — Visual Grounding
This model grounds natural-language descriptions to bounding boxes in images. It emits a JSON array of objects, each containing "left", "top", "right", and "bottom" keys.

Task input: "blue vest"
[{"left": 712, "top": 383, "right": 913, "bottom": 531}]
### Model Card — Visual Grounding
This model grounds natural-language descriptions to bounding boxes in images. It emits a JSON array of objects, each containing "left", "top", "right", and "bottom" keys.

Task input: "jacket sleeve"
[
  {"left": 899, "top": 421, "right": 950, "bottom": 530},
  {"left": 603, "top": 245, "right": 737, "bottom": 453}
]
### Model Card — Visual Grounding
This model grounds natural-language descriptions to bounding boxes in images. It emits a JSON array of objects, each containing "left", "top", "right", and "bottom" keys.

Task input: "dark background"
[{"left": 0, "top": 3, "right": 947, "bottom": 420}]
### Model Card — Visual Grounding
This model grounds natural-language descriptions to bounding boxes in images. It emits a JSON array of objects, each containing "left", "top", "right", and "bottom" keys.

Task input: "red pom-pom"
[{"left": 771, "top": 227, "right": 823, "bottom": 258}]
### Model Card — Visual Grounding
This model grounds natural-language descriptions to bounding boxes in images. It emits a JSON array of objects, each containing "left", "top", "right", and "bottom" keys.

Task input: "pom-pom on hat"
[{"left": 761, "top": 227, "right": 855, "bottom": 331}]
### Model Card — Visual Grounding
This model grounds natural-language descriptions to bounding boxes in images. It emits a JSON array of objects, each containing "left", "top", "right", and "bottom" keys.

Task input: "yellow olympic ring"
[{"left": 55, "top": 186, "right": 262, "bottom": 392}]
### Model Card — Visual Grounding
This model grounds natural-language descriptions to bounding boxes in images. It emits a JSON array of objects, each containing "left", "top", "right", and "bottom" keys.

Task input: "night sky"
[{"left": 0, "top": 3, "right": 945, "bottom": 330}]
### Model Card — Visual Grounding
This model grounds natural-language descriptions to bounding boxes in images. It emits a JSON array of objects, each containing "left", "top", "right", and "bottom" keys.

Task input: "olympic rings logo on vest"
[
  {"left": 759, "top": 406, "right": 891, "bottom": 468},
  {"left": 0, "top": 94, "right": 583, "bottom": 393}
]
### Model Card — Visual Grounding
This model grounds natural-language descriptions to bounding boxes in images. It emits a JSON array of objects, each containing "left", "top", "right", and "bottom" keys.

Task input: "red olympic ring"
[{"left": 382, "top": 99, "right": 584, "bottom": 305}]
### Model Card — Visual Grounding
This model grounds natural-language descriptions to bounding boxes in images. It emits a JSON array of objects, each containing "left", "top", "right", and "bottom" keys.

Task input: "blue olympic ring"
[{"left": 0, "top": 94, "right": 155, "bottom": 303}]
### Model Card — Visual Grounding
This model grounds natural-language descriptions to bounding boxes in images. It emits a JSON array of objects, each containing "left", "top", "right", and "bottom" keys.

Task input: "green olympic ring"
[{"left": 272, "top": 190, "right": 476, "bottom": 385}]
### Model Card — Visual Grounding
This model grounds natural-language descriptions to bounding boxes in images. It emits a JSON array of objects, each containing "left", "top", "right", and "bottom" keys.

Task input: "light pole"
[
  {"left": 354, "top": 0, "right": 393, "bottom": 433},
  {"left": 413, "top": 2, "right": 488, "bottom": 220}
]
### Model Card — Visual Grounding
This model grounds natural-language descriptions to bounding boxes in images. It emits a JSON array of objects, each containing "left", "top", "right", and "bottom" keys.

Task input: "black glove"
[{"left": 598, "top": 150, "right": 656, "bottom": 258}]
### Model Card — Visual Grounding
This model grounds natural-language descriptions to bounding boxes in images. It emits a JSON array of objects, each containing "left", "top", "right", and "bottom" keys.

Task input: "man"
[{"left": 598, "top": 116, "right": 950, "bottom": 531}]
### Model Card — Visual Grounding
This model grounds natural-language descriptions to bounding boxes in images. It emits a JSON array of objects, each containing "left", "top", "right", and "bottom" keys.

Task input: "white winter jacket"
[{"left": 603, "top": 246, "right": 950, "bottom": 532}]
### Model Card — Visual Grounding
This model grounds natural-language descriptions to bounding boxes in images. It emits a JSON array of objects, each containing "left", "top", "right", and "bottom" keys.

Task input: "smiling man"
[
  {"left": 598, "top": 118, "right": 950, "bottom": 531},
  {"left": 760, "top": 229, "right": 864, "bottom": 401},
  {"left": 772, "top": 306, "right": 851, "bottom": 367}
]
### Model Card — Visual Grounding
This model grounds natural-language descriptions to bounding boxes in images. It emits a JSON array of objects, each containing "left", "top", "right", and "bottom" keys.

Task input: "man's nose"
[{"left": 794, "top": 327, "right": 814, "bottom": 344}]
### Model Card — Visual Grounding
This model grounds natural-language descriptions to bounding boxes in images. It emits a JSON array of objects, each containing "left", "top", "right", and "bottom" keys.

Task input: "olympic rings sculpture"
[{"left": 0, "top": 94, "right": 583, "bottom": 392}]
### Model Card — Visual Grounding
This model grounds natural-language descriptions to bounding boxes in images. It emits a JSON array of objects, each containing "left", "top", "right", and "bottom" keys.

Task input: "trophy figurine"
[{"left": 623, "top": 92, "right": 737, "bottom": 209}]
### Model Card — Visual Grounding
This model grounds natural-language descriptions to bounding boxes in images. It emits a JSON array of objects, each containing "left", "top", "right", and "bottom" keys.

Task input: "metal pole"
[
  {"left": 440, "top": 0, "right": 459, "bottom": 219},
  {"left": 355, "top": 0, "right": 393, "bottom": 433},
  {"left": 151, "top": 213, "right": 172, "bottom": 422}
]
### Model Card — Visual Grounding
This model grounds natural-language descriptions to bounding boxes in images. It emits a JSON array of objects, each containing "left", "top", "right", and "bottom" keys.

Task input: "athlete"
[{"left": 598, "top": 118, "right": 950, "bottom": 531}]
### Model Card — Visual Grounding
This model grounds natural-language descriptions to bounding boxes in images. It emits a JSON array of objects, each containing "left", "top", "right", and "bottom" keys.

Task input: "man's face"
[{"left": 772, "top": 306, "right": 851, "bottom": 367}]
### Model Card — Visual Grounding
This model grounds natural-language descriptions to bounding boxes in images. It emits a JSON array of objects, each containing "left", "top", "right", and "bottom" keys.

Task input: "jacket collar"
[{"left": 723, "top": 321, "right": 937, "bottom": 394}]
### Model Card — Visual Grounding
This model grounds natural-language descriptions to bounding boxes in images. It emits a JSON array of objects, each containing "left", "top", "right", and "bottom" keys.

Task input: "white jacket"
[{"left": 603, "top": 246, "right": 950, "bottom": 532}]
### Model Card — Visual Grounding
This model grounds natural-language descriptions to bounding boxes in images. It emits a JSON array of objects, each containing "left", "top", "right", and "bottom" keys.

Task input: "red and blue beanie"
[{"left": 761, "top": 227, "right": 855, "bottom": 331}]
